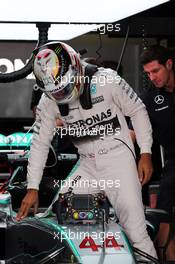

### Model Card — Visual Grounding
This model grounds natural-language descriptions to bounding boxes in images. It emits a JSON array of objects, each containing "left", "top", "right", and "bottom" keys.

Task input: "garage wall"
[{"left": 0, "top": 35, "right": 155, "bottom": 118}]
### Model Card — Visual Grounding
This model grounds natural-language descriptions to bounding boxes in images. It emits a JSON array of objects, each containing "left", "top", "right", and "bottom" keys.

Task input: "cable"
[
  {"left": 21, "top": 120, "right": 58, "bottom": 168},
  {"left": 96, "top": 31, "right": 102, "bottom": 62},
  {"left": 45, "top": 143, "right": 58, "bottom": 168},
  {"left": 133, "top": 247, "right": 159, "bottom": 264},
  {"left": 116, "top": 25, "right": 130, "bottom": 73},
  {"left": 16, "top": 120, "right": 37, "bottom": 149},
  {"left": 0, "top": 122, "right": 37, "bottom": 193},
  {"left": 0, "top": 23, "right": 50, "bottom": 83},
  {"left": 114, "top": 137, "right": 136, "bottom": 161}
]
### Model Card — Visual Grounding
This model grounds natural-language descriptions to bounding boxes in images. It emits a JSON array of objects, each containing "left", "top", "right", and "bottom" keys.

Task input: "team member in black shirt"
[{"left": 140, "top": 45, "right": 175, "bottom": 262}]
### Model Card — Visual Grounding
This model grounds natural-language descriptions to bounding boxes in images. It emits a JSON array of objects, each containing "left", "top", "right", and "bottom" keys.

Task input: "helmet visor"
[{"left": 42, "top": 66, "right": 77, "bottom": 102}]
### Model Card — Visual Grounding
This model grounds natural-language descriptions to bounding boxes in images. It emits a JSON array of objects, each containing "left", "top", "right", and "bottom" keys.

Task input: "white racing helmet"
[{"left": 33, "top": 41, "right": 82, "bottom": 104}]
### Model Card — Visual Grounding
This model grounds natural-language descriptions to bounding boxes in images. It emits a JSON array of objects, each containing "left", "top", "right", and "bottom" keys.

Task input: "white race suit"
[{"left": 27, "top": 68, "right": 157, "bottom": 257}]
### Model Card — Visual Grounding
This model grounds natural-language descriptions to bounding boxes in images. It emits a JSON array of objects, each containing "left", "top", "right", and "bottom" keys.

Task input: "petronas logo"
[{"left": 55, "top": 46, "right": 62, "bottom": 54}]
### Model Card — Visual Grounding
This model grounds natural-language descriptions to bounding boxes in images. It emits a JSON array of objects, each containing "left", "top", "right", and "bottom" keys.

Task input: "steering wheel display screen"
[{"left": 72, "top": 195, "right": 94, "bottom": 210}]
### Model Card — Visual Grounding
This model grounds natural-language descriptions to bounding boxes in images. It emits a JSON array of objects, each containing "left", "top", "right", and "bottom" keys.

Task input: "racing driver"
[{"left": 17, "top": 41, "right": 157, "bottom": 259}]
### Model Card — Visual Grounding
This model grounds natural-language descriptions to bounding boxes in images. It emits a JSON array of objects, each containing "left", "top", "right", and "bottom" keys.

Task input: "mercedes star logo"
[{"left": 154, "top": 95, "right": 164, "bottom": 104}]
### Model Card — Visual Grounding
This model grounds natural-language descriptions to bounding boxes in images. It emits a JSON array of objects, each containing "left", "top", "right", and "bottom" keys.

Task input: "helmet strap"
[
  {"left": 57, "top": 104, "right": 69, "bottom": 116},
  {"left": 80, "top": 64, "right": 98, "bottom": 109}
]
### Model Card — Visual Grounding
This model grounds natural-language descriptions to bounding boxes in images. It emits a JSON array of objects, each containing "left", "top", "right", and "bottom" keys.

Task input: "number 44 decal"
[{"left": 79, "top": 236, "right": 124, "bottom": 251}]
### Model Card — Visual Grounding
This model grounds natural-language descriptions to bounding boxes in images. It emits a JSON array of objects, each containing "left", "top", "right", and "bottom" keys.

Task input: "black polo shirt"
[{"left": 141, "top": 87, "right": 175, "bottom": 157}]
